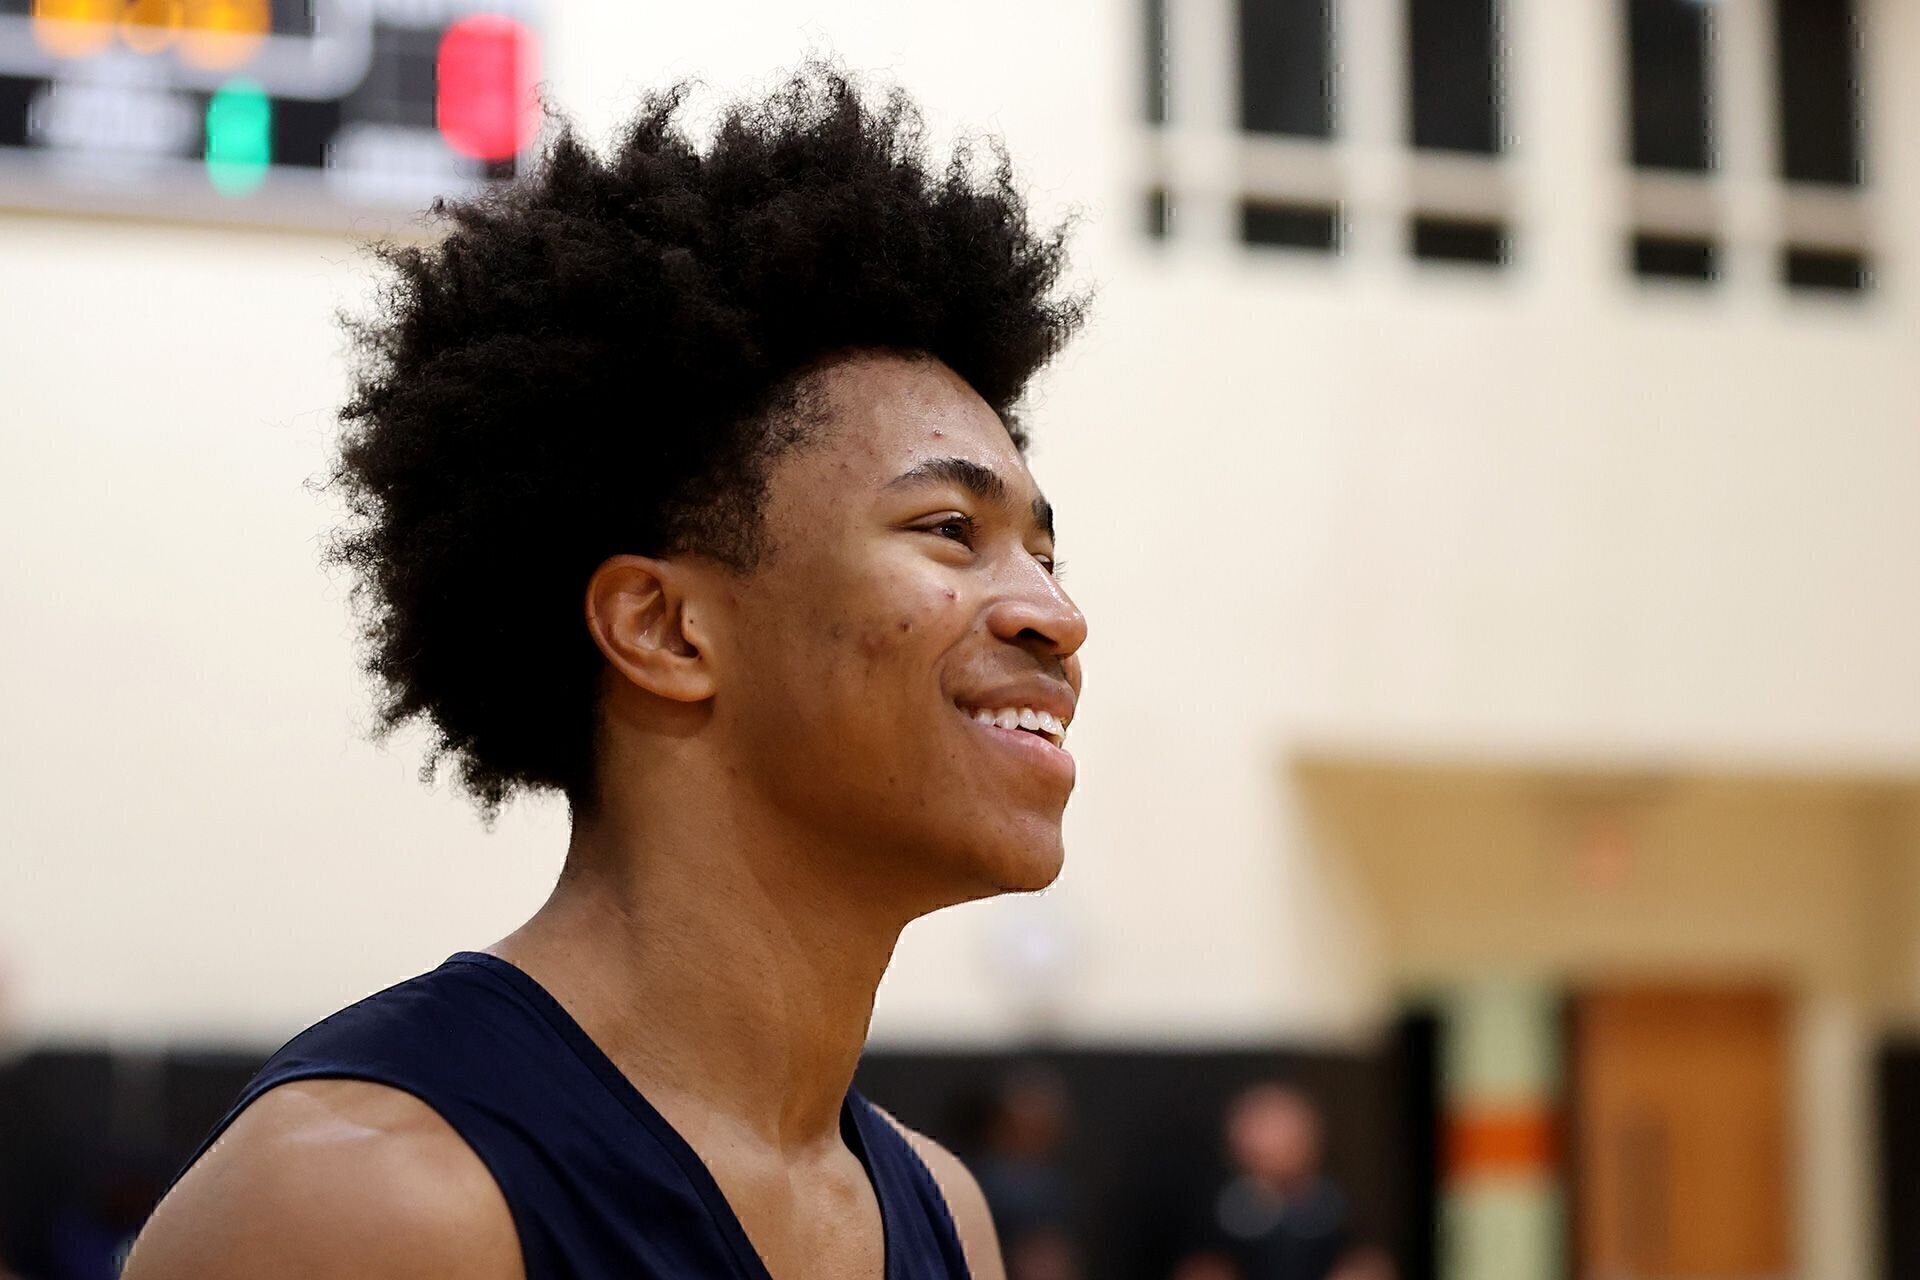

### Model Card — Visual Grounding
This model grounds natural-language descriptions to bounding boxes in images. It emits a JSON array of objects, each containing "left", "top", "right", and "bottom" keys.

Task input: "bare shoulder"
[
  {"left": 123, "top": 1078, "right": 521, "bottom": 1280},
  {"left": 874, "top": 1106, "right": 1006, "bottom": 1280}
]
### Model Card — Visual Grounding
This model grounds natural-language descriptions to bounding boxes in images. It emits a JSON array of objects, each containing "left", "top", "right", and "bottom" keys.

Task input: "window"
[
  {"left": 1140, "top": 0, "right": 1872, "bottom": 298},
  {"left": 1239, "top": 0, "right": 1333, "bottom": 138},
  {"left": 1627, "top": 0, "right": 1712, "bottom": 172},
  {"left": 1407, "top": 0, "right": 1502, "bottom": 154},
  {"left": 1620, "top": 0, "right": 1871, "bottom": 296},
  {"left": 1242, "top": 200, "right": 1342, "bottom": 251},
  {"left": 1775, "top": 0, "right": 1861, "bottom": 185},
  {"left": 1406, "top": 0, "right": 1509, "bottom": 268},
  {"left": 1144, "top": 0, "right": 1169, "bottom": 126},
  {"left": 1146, "top": 187, "right": 1172, "bottom": 239},
  {"left": 1625, "top": 0, "right": 1716, "bottom": 287},
  {"left": 1775, "top": 0, "right": 1870, "bottom": 294},
  {"left": 1412, "top": 216, "right": 1506, "bottom": 266},
  {"left": 1783, "top": 246, "right": 1868, "bottom": 292},
  {"left": 1633, "top": 233, "right": 1717, "bottom": 282}
]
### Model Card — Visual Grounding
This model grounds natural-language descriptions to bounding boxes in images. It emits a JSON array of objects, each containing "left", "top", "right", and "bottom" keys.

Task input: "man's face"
[
  {"left": 1228, "top": 1088, "right": 1324, "bottom": 1186},
  {"left": 711, "top": 353, "right": 1086, "bottom": 907}
]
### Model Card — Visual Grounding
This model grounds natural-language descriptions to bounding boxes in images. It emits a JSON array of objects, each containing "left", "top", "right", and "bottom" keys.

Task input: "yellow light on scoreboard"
[
  {"left": 180, "top": 0, "right": 269, "bottom": 71},
  {"left": 118, "top": 0, "right": 182, "bottom": 56},
  {"left": 30, "top": 0, "right": 268, "bottom": 67},
  {"left": 29, "top": 0, "right": 120, "bottom": 59}
]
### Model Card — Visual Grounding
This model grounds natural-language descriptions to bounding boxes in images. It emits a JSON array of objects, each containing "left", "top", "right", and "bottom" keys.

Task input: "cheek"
[
  {"left": 736, "top": 577, "right": 977, "bottom": 825},
  {"left": 743, "top": 568, "right": 962, "bottom": 726},
  {"left": 851, "top": 612, "right": 928, "bottom": 670},
  {"left": 843, "top": 578, "right": 960, "bottom": 674}
]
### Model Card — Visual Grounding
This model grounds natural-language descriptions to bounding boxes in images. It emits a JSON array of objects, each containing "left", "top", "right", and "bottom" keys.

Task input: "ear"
[{"left": 584, "top": 554, "right": 719, "bottom": 703}]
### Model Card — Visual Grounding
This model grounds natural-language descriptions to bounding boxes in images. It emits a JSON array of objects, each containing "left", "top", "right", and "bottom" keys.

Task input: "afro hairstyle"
[{"left": 324, "top": 65, "right": 1087, "bottom": 822}]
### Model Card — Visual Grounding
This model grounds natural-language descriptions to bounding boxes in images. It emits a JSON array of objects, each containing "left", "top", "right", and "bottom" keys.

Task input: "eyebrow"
[{"left": 885, "top": 456, "right": 1055, "bottom": 539}]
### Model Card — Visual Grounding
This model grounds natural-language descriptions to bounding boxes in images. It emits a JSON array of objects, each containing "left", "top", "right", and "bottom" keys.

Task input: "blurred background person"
[
  {"left": 1173, "top": 1083, "right": 1387, "bottom": 1280},
  {"left": 971, "top": 1069, "right": 1081, "bottom": 1280}
]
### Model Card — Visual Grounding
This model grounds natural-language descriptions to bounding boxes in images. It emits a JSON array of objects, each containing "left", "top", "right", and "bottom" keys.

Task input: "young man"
[{"left": 124, "top": 68, "right": 1086, "bottom": 1280}]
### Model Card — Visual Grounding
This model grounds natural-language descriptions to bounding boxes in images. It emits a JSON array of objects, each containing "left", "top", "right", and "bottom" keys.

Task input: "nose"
[{"left": 986, "top": 559, "right": 1088, "bottom": 661}]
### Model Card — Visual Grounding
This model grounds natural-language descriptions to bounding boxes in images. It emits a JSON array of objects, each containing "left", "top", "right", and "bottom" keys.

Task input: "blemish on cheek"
[
  {"left": 944, "top": 589, "right": 957, "bottom": 601},
  {"left": 898, "top": 620, "right": 913, "bottom": 633},
  {"left": 930, "top": 429, "right": 944, "bottom": 439}
]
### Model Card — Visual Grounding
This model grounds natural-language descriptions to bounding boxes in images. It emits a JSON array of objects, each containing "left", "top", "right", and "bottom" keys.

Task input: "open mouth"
[{"left": 958, "top": 704, "right": 1068, "bottom": 749}]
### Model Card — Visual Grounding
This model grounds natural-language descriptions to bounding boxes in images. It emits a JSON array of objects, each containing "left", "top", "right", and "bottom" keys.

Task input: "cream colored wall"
[{"left": 3, "top": 0, "right": 1919, "bottom": 1068}]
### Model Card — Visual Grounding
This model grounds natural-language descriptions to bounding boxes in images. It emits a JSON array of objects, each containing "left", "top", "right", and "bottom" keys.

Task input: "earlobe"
[{"left": 584, "top": 555, "right": 717, "bottom": 703}]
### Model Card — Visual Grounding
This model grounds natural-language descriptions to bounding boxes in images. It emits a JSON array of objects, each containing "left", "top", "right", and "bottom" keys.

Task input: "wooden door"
[{"left": 1570, "top": 986, "right": 1791, "bottom": 1280}]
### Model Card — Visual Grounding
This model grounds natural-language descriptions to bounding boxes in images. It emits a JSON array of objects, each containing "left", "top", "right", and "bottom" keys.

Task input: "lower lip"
[{"left": 961, "top": 713, "right": 1076, "bottom": 785}]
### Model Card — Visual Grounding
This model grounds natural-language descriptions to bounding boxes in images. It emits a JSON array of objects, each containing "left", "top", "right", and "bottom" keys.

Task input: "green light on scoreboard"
[{"left": 205, "top": 79, "right": 270, "bottom": 196}]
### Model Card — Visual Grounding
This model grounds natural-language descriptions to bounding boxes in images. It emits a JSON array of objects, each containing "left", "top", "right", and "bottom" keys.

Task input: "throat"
[{"left": 492, "top": 830, "right": 905, "bottom": 1151}]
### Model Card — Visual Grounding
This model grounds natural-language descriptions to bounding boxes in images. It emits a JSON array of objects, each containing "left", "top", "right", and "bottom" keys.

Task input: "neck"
[
  {"left": 492, "top": 774, "right": 912, "bottom": 1154},
  {"left": 1253, "top": 1169, "right": 1317, "bottom": 1199}
]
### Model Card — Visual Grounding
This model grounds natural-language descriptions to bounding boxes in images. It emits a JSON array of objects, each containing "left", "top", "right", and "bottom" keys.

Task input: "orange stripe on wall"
[{"left": 1444, "top": 1105, "right": 1558, "bottom": 1181}]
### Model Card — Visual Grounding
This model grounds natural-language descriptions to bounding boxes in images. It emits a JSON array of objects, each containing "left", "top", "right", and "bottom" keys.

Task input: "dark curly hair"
[{"left": 324, "top": 65, "right": 1087, "bottom": 823}]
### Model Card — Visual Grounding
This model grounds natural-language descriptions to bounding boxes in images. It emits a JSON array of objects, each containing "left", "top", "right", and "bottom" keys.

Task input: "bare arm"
[
  {"left": 880, "top": 1111, "right": 1007, "bottom": 1280},
  {"left": 123, "top": 1079, "right": 522, "bottom": 1280}
]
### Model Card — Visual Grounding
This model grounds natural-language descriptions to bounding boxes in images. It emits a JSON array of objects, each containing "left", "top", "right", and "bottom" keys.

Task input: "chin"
[
  {"left": 980, "top": 831, "right": 1066, "bottom": 895},
  {"left": 904, "top": 812, "right": 1068, "bottom": 906}
]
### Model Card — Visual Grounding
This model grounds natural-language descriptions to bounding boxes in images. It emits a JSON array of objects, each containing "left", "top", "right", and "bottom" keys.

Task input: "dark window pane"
[
  {"left": 1411, "top": 216, "right": 1506, "bottom": 264},
  {"left": 1627, "top": 0, "right": 1712, "bottom": 171},
  {"left": 1783, "top": 246, "right": 1868, "bottom": 291},
  {"left": 1242, "top": 200, "right": 1341, "bottom": 249},
  {"left": 1147, "top": 187, "right": 1172, "bottom": 238},
  {"left": 273, "top": 99, "right": 346, "bottom": 169},
  {"left": 1145, "top": 0, "right": 1170, "bottom": 124},
  {"left": 1240, "top": 0, "right": 1333, "bottom": 137},
  {"left": 1776, "top": 0, "right": 1861, "bottom": 184},
  {"left": 1632, "top": 233, "right": 1718, "bottom": 281},
  {"left": 344, "top": 24, "right": 443, "bottom": 130},
  {"left": 266, "top": 0, "right": 319, "bottom": 35},
  {"left": 0, "top": 78, "right": 34, "bottom": 149},
  {"left": 1407, "top": 0, "right": 1502, "bottom": 153}
]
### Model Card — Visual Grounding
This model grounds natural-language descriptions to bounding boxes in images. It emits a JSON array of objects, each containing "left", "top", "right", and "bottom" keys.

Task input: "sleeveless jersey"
[{"left": 168, "top": 951, "right": 971, "bottom": 1280}]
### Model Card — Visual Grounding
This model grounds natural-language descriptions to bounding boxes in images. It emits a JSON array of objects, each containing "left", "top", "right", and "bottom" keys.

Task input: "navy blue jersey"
[{"left": 169, "top": 952, "right": 970, "bottom": 1279}]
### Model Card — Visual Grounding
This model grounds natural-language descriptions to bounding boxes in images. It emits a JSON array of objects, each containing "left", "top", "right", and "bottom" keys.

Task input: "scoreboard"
[{"left": 0, "top": 0, "right": 540, "bottom": 228}]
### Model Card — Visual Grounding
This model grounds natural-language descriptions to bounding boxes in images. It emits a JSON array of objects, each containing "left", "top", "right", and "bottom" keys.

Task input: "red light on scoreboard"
[{"left": 436, "top": 14, "right": 538, "bottom": 164}]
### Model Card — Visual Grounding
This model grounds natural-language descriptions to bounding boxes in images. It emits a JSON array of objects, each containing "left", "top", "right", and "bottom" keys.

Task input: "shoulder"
[
  {"left": 124, "top": 1078, "right": 522, "bottom": 1280},
  {"left": 874, "top": 1106, "right": 1006, "bottom": 1280}
]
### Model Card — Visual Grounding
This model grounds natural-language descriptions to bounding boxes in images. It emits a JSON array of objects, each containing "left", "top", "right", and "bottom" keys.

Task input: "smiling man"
[{"left": 124, "top": 68, "right": 1086, "bottom": 1280}]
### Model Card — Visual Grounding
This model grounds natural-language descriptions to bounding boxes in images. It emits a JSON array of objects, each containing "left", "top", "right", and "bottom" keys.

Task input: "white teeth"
[{"left": 964, "top": 705, "right": 1070, "bottom": 742}]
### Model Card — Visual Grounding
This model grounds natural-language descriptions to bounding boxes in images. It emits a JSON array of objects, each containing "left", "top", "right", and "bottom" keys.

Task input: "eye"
[
  {"left": 918, "top": 514, "right": 976, "bottom": 546},
  {"left": 1038, "top": 555, "right": 1066, "bottom": 579}
]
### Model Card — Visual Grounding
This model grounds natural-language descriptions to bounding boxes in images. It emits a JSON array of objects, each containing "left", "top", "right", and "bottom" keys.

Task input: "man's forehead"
[
  {"left": 808, "top": 355, "right": 1028, "bottom": 483},
  {"left": 757, "top": 358, "right": 1055, "bottom": 546}
]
